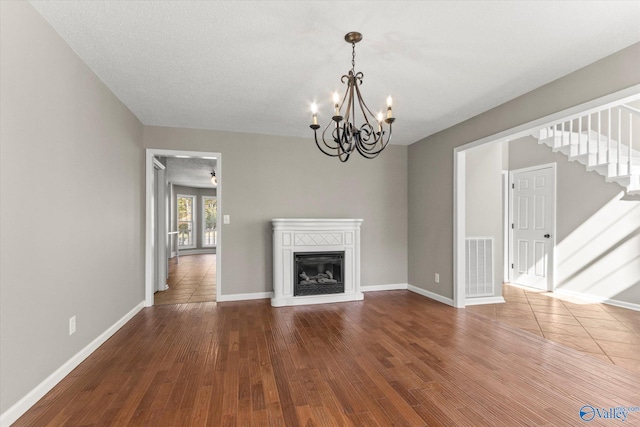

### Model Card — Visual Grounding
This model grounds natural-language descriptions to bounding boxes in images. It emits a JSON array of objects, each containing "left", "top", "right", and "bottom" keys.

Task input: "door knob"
[{"left": 544, "top": 234, "right": 550, "bottom": 238}]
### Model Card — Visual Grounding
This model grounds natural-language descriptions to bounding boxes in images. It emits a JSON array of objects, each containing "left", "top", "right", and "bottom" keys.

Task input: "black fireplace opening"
[{"left": 294, "top": 251, "right": 344, "bottom": 296}]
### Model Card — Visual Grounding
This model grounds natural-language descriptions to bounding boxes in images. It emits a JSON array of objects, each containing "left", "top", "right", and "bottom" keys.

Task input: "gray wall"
[
  {"left": 465, "top": 141, "right": 504, "bottom": 297},
  {"left": 172, "top": 185, "right": 217, "bottom": 250},
  {"left": 408, "top": 42, "right": 640, "bottom": 299},
  {"left": 143, "top": 126, "right": 409, "bottom": 296},
  {"left": 0, "top": 2, "right": 144, "bottom": 414},
  {"left": 510, "top": 136, "right": 639, "bottom": 305}
]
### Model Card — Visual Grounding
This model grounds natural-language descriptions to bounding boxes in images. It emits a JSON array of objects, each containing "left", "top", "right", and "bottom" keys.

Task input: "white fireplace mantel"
[{"left": 271, "top": 218, "right": 364, "bottom": 307}]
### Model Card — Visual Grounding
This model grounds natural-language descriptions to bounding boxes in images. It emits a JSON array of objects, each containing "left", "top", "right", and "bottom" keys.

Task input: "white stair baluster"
[
  {"left": 607, "top": 109, "right": 611, "bottom": 168},
  {"left": 578, "top": 116, "right": 583, "bottom": 155},
  {"left": 618, "top": 109, "right": 622, "bottom": 176},
  {"left": 597, "top": 111, "right": 602, "bottom": 164},
  {"left": 588, "top": 114, "right": 593, "bottom": 162},
  {"left": 569, "top": 119, "right": 573, "bottom": 151},
  {"left": 629, "top": 112, "right": 633, "bottom": 177}
]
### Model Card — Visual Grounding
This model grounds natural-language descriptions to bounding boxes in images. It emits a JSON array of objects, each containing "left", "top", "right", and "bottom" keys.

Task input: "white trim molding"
[
  {"left": 177, "top": 248, "right": 216, "bottom": 256},
  {"left": 465, "top": 296, "right": 506, "bottom": 306},
  {"left": 361, "top": 283, "right": 408, "bottom": 292},
  {"left": 0, "top": 302, "right": 145, "bottom": 427},
  {"left": 407, "top": 284, "right": 455, "bottom": 307},
  {"left": 216, "top": 292, "right": 273, "bottom": 302}
]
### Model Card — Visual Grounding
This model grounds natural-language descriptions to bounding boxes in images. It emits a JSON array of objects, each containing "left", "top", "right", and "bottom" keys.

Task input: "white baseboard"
[
  {"left": 407, "top": 284, "right": 455, "bottom": 307},
  {"left": 465, "top": 296, "right": 506, "bottom": 306},
  {"left": 0, "top": 301, "right": 145, "bottom": 427},
  {"left": 176, "top": 248, "right": 216, "bottom": 256},
  {"left": 554, "top": 288, "right": 640, "bottom": 312},
  {"left": 217, "top": 292, "right": 273, "bottom": 302},
  {"left": 361, "top": 283, "right": 408, "bottom": 292}
]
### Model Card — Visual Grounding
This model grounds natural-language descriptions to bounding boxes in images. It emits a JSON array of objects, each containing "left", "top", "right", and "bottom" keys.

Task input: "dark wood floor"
[{"left": 15, "top": 291, "right": 640, "bottom": 426}]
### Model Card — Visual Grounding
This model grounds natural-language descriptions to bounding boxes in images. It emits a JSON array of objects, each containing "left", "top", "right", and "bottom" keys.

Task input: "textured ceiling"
[
  {"left": 30, "top": 1, "right": 640, "bottom": 146},
  {"left": 165, "top": 157, "right": 217, "bottom": 189}
]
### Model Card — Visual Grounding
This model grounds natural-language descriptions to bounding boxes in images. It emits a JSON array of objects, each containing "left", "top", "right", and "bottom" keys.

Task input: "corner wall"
[
  {"left": 0, "top": 2, "right": 144, "bottom": 414},
  {"left": 408, "top": 42, "right": 640, "bottom": 299}
]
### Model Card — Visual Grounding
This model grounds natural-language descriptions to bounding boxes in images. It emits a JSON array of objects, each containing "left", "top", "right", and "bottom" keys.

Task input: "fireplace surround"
[{"left": 271, "top": 218, "right": 363, "bottom": 307}]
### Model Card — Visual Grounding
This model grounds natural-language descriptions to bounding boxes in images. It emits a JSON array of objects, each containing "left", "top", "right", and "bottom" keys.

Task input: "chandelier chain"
[{"left": 351, "top": 42, "right": 356, "bottom": 73}]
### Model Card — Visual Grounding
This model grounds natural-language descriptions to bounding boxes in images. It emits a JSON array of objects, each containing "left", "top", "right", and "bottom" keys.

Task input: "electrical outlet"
[
  {"left": 435, "top": 273, "right": 440, "bottom": 283},
  {"left": 69, "top": 316, "right": 76, "bottom": 336},
  {"left": 223, "top": 215, "right": 230, "bottom": 224}
]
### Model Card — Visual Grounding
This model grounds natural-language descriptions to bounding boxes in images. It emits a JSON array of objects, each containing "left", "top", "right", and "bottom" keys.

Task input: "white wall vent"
[{"left": 465, "top": 237, "right": 494, "bottom": 297}]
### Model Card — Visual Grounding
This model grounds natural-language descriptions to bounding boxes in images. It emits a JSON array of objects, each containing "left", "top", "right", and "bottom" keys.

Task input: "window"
[
  {"left": 202, "top": 196, "right": 217, "bottom": 247},
  {"left": 177, "top": 194, "right": 196, "bottom": 249}
]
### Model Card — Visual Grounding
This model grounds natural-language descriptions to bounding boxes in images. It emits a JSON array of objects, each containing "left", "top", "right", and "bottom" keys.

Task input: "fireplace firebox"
[{"left": 294, "top": 252, "right": 344, "bottom": 296}]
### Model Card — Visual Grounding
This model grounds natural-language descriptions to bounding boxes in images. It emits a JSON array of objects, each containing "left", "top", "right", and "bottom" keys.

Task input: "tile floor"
[
  {"left": 467, "top": 283, "right": 640, "bottom": 375},
  {"left": 154, "top": 254, "right": 216, "bottom": 305}
]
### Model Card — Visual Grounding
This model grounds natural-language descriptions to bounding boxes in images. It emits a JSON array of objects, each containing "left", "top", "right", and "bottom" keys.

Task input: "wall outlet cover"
[{"left": 69, "top": 316, "right": 76, "bottom": 335}]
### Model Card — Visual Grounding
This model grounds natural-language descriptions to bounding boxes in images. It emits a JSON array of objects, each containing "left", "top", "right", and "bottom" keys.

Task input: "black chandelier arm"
[
  {"left": 313, "top": 128, "right": 343, "bottom": 158},
  {"left": 356, "top": 124, "right": 393, "bottom": 158},
  {"left": 312, "top": 120, "right": 393, "bottom": 160},
  {"left": 353, "top": 80, "right": 378, "bottom": 127},
  {"left": 336, "top": 122, "right": 355, "bottom": 153},
  {"left": 345, "top": 77, "right": 356, "bottom": 124},
  {"left": 356, "top": 122, "right": 375, "bottom": 145},
  {"left": 322, "top": 119, "right": 353, "bottom": 155},
  {"left": 314, "top": 120, "right": 356, "bottom": 159},
  {"left": 318, "top": 125, "right": 342, "bottom": 154}
]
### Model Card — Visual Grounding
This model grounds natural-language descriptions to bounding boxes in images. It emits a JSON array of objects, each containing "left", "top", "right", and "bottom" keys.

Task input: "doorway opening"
[
  {"left": 453, "top": 85, "right": 640, "bottom": 308},
  {"left": 145, "top": 149, "right": 222, "bottom": 306}
]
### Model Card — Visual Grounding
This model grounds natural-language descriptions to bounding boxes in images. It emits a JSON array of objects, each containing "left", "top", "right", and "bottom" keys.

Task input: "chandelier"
[{"left": 310, "top": 32, "right": 395, "bottom": 162}]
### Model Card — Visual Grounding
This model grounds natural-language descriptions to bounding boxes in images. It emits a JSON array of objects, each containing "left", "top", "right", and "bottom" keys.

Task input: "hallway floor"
[
  {"left": 154, "top": 254, "right": 216, "bottom": 305},
  {"left": 467, "top": 283, "right": 640, "bottom": 375}
]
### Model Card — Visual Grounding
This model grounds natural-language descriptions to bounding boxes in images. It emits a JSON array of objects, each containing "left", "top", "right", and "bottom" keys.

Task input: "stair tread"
[{"left": 535, "top": 124, "right": 639, "bottom": 195}]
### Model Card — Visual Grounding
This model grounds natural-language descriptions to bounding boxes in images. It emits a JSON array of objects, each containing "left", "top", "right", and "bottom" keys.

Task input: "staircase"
[{"left": 530, "top": 102, "right": 640, "bottom": 195}]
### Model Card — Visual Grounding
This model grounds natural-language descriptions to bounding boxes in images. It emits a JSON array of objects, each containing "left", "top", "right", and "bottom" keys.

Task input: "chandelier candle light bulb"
[
  {"left": 311, "top": 103, "right": 318, "bottom": 126},
  {"left": 308, "top": 31, "right": 396, "bottom": 162}
]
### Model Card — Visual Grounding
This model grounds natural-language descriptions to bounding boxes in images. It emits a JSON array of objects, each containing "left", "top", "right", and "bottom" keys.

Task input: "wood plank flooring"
[{"left": 14, "top": 291, "right": 640, "bottom": 426}]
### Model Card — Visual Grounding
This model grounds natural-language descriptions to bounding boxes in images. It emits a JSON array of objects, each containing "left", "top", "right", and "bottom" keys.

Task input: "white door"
[{"left": 510, "top": 165, "right": 555, "bottom": 291}]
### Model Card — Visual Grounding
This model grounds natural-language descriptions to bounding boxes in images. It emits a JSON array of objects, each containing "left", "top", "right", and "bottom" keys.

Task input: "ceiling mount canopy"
[{"left": 310, "top": 32, "right": 395, "bottom": 162}]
